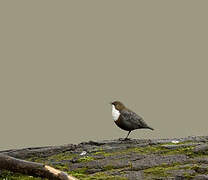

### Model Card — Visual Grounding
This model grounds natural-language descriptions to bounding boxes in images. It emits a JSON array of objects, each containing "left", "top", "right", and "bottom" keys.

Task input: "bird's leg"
[{"left": 124, "top": 131, "right": 131, "bottom": 140}]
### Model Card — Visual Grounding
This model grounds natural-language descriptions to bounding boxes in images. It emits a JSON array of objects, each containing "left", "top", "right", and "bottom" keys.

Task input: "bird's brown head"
[{"left": 111, "top": 101, "right": 126, "bottom": 111}]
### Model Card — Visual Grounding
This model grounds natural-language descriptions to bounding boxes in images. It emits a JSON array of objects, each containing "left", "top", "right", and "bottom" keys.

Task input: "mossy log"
[
  {"left": 0, "top": 154, "right": 78, "bottom": 180},
  {"left": 1, "top": 136, "right": 208, "bottom": 179}
]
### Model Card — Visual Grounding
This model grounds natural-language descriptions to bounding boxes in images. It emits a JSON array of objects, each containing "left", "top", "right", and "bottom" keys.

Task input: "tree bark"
[{"left": 0, "top": 154, "right": 78, "bottom": 180}]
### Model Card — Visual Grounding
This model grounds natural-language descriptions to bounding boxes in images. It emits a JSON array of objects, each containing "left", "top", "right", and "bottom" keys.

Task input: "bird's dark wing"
[{"left": 120, "top": 109, "right": 149, "bottom": 129}]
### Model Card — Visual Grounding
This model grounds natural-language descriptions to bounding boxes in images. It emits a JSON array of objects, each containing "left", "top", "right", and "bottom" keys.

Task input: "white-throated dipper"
[{"left": 111, "top": 101, "right": 154, "bottom": 139}]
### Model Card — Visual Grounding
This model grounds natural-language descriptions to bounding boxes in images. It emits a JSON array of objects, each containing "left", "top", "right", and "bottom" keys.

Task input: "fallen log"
[{"left": 0, "top": 154, "right": 78, "bottom": 180}]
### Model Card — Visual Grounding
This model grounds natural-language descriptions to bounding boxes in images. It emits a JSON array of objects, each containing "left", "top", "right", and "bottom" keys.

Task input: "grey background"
[{"left": 1, "top": 1, "right": 208, "bottom": 150}]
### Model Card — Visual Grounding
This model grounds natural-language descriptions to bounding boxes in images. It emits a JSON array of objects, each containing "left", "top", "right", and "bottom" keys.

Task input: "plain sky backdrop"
[{"left": 0, "top": 1, "right": 208, "bottom": 150}]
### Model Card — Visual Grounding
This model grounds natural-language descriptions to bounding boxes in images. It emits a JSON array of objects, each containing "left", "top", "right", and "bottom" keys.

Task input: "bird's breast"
[{"left": 112, "top": 105, "right": 120, "bottom": 121}]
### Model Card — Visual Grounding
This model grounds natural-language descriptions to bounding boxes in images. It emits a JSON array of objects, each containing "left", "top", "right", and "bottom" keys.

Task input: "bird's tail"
[{"left": 146, "top": 126, "right": 154, "bottom": 130}]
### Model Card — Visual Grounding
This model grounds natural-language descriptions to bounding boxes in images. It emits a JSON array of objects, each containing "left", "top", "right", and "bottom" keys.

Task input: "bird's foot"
[{"left": 124, "top": 138, "right": 131, "bottom": 141}]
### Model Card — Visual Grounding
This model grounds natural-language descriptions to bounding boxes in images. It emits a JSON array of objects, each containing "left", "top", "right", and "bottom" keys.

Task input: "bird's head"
[{"left": 111, "top": 101, "right": 126, "bottom": 111}]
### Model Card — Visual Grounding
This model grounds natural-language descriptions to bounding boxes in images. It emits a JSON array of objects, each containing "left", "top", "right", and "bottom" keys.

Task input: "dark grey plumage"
[
  {"left": 111, "top": 101, "right": 154, "bottom": 139},
  {"left": 120, "top": 109, "right": 153, "bottom": 131}
]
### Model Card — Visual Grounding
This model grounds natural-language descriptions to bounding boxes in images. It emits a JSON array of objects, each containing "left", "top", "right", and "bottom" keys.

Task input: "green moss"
[
  {"left": 92, "top": 145, "right": 165, "bottom": 158},
  {"left": 27, "top": 152, "right": 79, "bottom": 165},
  {"left": 144, "top": 167, "right": 168, "bottom": 177},
  {"left": 92, "top": 150, "right": 114, "bottom": 157},
  {"left": 48, "top": 152, "right": 78, "bottom": 161},
  {"left": 128, "top": 161, "right": 133, "bottom": 169},
  {"left": 52, "top": 163, "right": 69, "bottom": 171},
  {"left": 190, "top": 164, "right": 201, "bottom": 171},
  {"left": 77, "top": 156, "right": 95, "bottom": 162},
  {"left": 0, "top": 169, "right": 127, "bottom": 180},
  {"left": 71, "top": 172, "right": 88, "bottom": 179},
  {"left": 183, "top": 172, "right": 195, "bottom": 179},
  {"left": 70, "top": 167, "right": 127, "bottom": 179},
  {"left": 92, "top": 143, "right": 201, "bottom": 158},
  {"left": 112, "top": 145, "right": 165, "bottom": 155},
  {"left": 0, "top": 170, "right": 45, "bottom": 180},
  {"left": 189, "top": 164, "right": 208, "bottom": 175},
  {"left": 143, "top": 162, "right": 203, "bottom": 179},
  {"left": 103, "top": 165, "right": 115, "bottom": 171},
  {"left": 128, "top": 146, "right": 164, "bottom": 154},
  {"left": 162, "top": 146, "right": 194, "bottom": 156},
  {"left": 82, "top": 172, "right": 127, "bottom": 180},
  {"left": 144, "top": 164, "right": 180, "bottom": 178},
  {"left": 70, "top": 168, "right": 88, "bottom": 179},
  {"left": 27, "top": 151, "right": 78, "bottom": 163},
  {"left": 26, "top": 157, "right": 46, "bottom": 163},
  {"left": 158, "top": 142, "right": 208, "bottom": 157}
]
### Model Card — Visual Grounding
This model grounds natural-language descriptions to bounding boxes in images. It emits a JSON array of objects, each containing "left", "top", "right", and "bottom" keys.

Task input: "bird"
[{"left": 111, "top": 101, "right": 154, "bottom": 139}]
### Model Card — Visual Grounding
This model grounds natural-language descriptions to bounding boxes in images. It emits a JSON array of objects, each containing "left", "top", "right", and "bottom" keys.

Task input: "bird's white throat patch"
[{"left": 112, "top": 105, "right": 120, "bottom": 121}]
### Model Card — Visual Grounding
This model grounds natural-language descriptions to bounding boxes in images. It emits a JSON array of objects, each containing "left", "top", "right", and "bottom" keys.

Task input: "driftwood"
[{"left": 0, "top": 154, "right": 78, "bottom": 180}]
